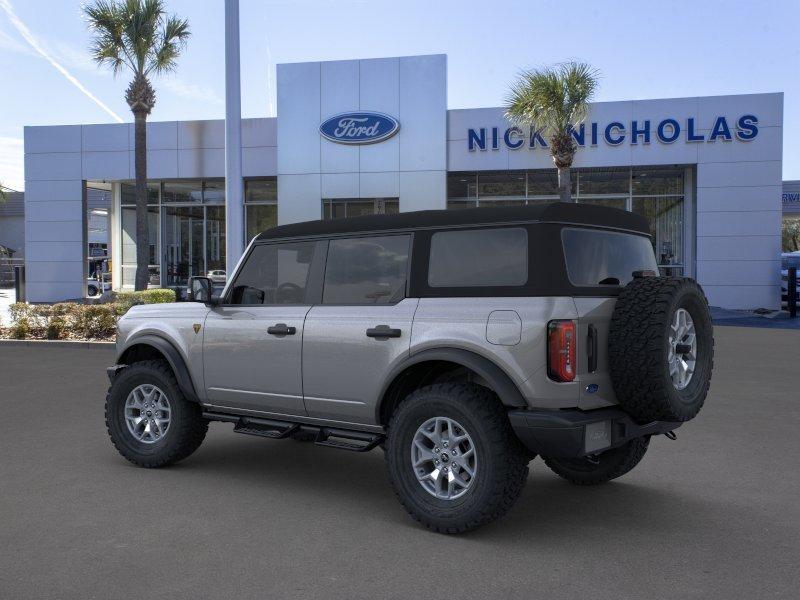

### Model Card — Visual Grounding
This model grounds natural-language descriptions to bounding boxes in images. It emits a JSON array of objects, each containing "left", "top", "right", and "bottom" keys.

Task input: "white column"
[{"left": 224, "top": 0, "right": 244, "bottom": 274}]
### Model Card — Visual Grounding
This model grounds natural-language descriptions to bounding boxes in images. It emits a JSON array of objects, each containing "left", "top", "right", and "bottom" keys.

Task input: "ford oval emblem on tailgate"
[
  {"left": 585, "top": 383, "right": 599, "bottom": 394},
  {"left": 319, "top": 112, "right": 400, "bottom": 145}
]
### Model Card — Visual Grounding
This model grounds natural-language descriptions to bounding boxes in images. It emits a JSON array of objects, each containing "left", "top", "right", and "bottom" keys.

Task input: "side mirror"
[{"left": 188, "top": 276, "right": 214, "bottom": 304}]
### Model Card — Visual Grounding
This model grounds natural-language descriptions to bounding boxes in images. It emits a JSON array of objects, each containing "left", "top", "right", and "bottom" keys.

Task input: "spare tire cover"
[{"left": 608, "top": 276, "right": 714, "bottom": 423}]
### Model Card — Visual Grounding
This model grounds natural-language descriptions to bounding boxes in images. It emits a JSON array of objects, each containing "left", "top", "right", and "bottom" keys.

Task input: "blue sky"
[{"left": 1, "top": 0, "right": 798, "bottom": 191}]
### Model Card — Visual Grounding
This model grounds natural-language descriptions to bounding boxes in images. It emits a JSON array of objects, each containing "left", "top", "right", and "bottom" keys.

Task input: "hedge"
[{"left": 0, "top": 288, "right": 177, "bottom": 341}]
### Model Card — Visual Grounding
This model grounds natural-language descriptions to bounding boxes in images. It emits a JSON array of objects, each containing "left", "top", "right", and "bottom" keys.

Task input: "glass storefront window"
[
  {"left": 203, "top": 180, "right": 225, "bottom": 204},
  {"left": 578, "top": 197, "right": 627, "bottom": 210},
  {"left": 447, "top": 173, "right": 477, "bottom": 199},
  {"left": 206, "top": 206, "right": 226, "bottom": 273},
  {"left": 632, "top": 197, "right": 684, "bottom": 271},
  {"left": 163, "top": 206, "right": 204, "bottom": 285},
  {"left": 120, "top": 178, "right": 278, "bottom": 288},
  {"left": 121, "top": 205, "right": 160, "bottom": 286},
  {"left": 245, "top": 178, "right": 277, "bottom": 202},
  {"left": 162, "top": 180, "right": 203, "bottom": 203},
  {"left": 577, "top": 168, "right": 629, "bottom": 195},
  {"left": 478, "top": 199, "right": 528, "bottom": 208},
  {"left": 527, "top": 171, "right": 561, "bottom": 196},
  {"left": 121, "top": 182, "right": 159, "bottom": 205},
  {"left": 246, "top": 204, "right": 277, "bottom": 241},
  {"left": 446, "top": 200, "right": 478, "bottom": 210},
  {"left": 322, "top": 198, "right": 399, "bottom": 219},
  {"left": 477, "top": 171, "right": 525, "bottom": 199},
  {"left": 632, "top": 167, "right": 683, "bottom": 195},
  {"left": 446, "top": 166, "right": 688, "bottom": 276}
]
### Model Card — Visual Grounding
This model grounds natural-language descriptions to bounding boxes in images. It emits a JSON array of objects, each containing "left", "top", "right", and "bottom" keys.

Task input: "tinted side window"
[
  {"left": 230, "top": 242, "right": 316, "bottom": 304},
  {"left": 323, "top": 235, "right": 410, "bottom": 304},
  {"left": 562, "top": 228, "right": 658, "bottom": 286},
  {"left": 428, "top": 228, "right": 528, "bottom": 287}
]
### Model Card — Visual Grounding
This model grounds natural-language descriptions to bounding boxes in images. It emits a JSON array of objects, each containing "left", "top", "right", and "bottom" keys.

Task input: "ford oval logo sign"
[{"left": 319, "top": 112, "right": 400, "bottom": 145}]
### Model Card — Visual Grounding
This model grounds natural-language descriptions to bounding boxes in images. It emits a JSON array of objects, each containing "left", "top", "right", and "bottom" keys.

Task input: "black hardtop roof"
[{"left": 255, "top": 202, "right": 650, "bottom": 241}]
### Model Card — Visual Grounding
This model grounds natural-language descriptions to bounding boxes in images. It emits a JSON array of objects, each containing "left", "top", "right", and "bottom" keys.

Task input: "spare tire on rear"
[{"left": 608, "top": 276, "right": 714, "bottom": 423}]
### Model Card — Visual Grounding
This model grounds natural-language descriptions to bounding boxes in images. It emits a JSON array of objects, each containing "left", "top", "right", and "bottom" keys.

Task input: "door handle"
[
  {"left": 267, "top": 323, "right": 296, "bottom": 336},
  {"left": 366, "top": 325, "right": 402, "bottom": 339}
]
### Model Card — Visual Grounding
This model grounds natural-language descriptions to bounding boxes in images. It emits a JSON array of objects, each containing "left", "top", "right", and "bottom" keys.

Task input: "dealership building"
[{"left": 23, "top": 54, "right": 783, "bottom": 308}]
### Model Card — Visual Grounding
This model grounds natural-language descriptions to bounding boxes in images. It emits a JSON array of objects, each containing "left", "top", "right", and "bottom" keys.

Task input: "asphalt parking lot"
[{"left": 1, "top": 326, "right": 799, "bottom": 600}]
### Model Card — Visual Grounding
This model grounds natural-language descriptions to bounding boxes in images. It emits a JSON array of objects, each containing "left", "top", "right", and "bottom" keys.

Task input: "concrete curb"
[{"left": 0, "top": 339, "right": 114, "bottom": 349}]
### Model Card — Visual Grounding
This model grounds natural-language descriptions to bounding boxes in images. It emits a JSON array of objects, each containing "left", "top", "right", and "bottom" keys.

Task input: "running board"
[
  {"left": 233, "top": 417, "right": 299, "bottom": 439},
  {"left": 203, "top": 411, "right": 384, "bottom": 452}
]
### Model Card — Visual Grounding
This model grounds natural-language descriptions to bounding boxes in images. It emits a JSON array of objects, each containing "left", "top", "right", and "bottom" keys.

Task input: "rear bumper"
[{"left": 508, "top": 407, "right": 682, "bottom": 458}]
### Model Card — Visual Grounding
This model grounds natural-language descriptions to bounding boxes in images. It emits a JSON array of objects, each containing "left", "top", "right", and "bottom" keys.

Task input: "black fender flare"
[
  {"left": 116, "top": 335, "right": 200, "bottom": 403},
  {"left": 377, "top": 347, "right": 527, "bottom": 421}
]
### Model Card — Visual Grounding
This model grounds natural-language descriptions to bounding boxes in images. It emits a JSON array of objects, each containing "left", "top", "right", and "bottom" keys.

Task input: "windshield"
[{"left": 562, "top": 227, "right": 658, "bottom": 286}]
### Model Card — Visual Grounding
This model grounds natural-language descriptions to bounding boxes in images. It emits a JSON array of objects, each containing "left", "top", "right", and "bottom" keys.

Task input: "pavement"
[
  {"left": 1, "top": 326, "right": 799, "bottom": 600},
  {"left": 711, "top": 305, "right": 800, "bottom": 329}
]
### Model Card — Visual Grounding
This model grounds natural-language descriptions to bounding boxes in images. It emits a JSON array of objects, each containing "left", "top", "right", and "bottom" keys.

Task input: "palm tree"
[
  {"left": 505, "top": 62, "right": 599, "bottom": 203},
  {"left": 85, "top": 0, "right": 190, "bottom": 290}
]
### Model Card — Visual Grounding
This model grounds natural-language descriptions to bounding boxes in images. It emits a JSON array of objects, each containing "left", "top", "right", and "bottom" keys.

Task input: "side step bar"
[{"left": 203, "top": 412, "right": 384, "bottom": 453}]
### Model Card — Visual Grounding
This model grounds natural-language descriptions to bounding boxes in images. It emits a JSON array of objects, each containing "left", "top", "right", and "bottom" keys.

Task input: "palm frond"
[
  {"left": 146, "top": 15, "right": 190, "bottom": 75},
  {"left": 84, "top": 0, "right": 189, "bottom": 79},
  {"left": 504, "top": 61, "right": 600, "bottom": 138}
]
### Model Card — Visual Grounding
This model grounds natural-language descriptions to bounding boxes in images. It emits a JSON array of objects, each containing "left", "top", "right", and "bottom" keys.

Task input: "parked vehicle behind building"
[{"left": 104, "top": 203, "right": 714, "bottom": 533}]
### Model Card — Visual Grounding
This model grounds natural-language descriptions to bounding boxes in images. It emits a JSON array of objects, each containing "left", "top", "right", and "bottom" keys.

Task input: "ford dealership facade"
[{"left": 23, "top": 54, "right": 783, "bottom": 308}]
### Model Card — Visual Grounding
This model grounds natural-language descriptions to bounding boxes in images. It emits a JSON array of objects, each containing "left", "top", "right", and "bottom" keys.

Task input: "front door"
[
  {"left": 302, "top": 234, "right": 415, "bottom": 425},
  {"left": 202, "top": 240, "right": 323, "bottom": 416}
]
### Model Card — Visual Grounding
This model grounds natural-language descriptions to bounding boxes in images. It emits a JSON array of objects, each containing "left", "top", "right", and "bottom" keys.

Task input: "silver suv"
[{"left": 105, "top": 203, "right": 714, "bottom": 533}]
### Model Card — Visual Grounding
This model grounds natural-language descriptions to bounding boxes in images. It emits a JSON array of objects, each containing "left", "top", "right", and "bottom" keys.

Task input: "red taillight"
[{"left": 547, "top": 320, "right": 576, "bottom": 382}]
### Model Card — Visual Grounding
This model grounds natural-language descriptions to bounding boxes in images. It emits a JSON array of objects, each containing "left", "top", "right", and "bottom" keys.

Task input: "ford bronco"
[{"left": 105, "top": 203, "right": 713, "bottom": 533}]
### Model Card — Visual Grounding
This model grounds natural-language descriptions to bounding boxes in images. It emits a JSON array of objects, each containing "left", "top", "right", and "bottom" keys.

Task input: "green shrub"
[
  {"left": 115, "top": 288, "right": 176, "bottom": 313},
  {"left": 46, "top": 316, "right": 67, "bottom": 340},
  {"left": 10, "top": 317, "right": 30, "bottom": 339},
  {"left": 8, "top": 302, "right": 32, "bottom": 324},
  {"left": 73, "top": 304, "right": 118, "bottom": 339},
  {"left": 2, "top": 294, "right": 177, "bottom": 341}
]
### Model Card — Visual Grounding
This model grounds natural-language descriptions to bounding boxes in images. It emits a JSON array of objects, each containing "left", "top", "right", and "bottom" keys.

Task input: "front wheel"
[
  {"left": 385, "top": 383, "right": 529, "bottom": 534},
  {"left": 543, "top": 436, "right": 650, "bottom": 486},
  {"left": 105, "top": 360, "right": 208, "bottom": 468}
]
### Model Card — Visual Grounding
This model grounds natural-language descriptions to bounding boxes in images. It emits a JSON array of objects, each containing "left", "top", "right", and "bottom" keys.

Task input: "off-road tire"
[
  {"left": 543, "top": 436, "right": 650, "bottom": 485},
  {"left": 385, "top": 383, "right": 529, "bottom": 534},
  {"left": 105, "top": 360, "right": 208, "bottom": 468},
  {"left": 608, "top": 277, "right": 714, "bottom": 423}
]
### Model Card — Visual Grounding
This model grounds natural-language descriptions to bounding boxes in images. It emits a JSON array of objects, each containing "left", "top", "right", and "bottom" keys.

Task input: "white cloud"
[
  {"left": 0, "top": 137, "right": 24, "bottom": 192},
  {"left": 0, "top": 0, "right": 123, "bottom": 123},
  {"left": 0, "top": 23, "right": 32, "bottom": 55},
  {"left": 161, "top": 78, "right": 224, "bottom": 106}
]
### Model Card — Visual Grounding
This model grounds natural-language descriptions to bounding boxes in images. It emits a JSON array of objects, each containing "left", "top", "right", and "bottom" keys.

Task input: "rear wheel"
[
  {"left": 105, "top": 360, "right": 208, "bottom": 468},
  {"left": 386, "top": 383, "right": 529, "bottom": 534},
  {"left": 543, "top": 437, "right": 650, "bottom": 485}
]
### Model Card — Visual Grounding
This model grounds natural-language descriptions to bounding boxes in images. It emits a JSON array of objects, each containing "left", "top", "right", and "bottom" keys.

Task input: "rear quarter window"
[
  {"left": 428, "top": 227, "right": 528, "bottom": 287},
  {"left": 562, "top": 228, "right": 658, "bottom": 287}
]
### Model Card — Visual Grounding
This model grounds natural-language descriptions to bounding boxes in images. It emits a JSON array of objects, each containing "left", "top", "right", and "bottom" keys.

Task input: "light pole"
[{"left": 224, "top": 0, "right": 244, "bottom": 276}]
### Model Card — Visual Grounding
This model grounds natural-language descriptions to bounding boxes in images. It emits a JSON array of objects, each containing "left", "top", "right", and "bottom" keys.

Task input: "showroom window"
[
  {"left": 119, "top": 178, "right": 278, "bottom": 288},
  {"left": 322, "top": 198, "right": 399, "bottom": 219},
  {"left": 446, "top": 166, "right": 686, "bottom": 275},
  {"left": 245, "top": 178, "right": 278, "bottom": 242}
]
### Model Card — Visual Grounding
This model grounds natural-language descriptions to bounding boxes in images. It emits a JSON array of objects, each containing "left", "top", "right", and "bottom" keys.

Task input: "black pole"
[
  {"left": 788, "top": 266, "right": 797, "bottom": 319},
  {"left": 13, "top": 265, "right": 25, "bottom": 303}
]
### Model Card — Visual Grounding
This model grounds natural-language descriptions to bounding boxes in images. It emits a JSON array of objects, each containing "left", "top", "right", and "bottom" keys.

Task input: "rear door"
[
  {"left": 561, "top": 227, "right": 660, "bottom": 410},
  {"left": 302, "top": 234, "right": 416, "bottom": 425},
  {"left": 202, "top": 240, "right": 324, "bottom": 416}
]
